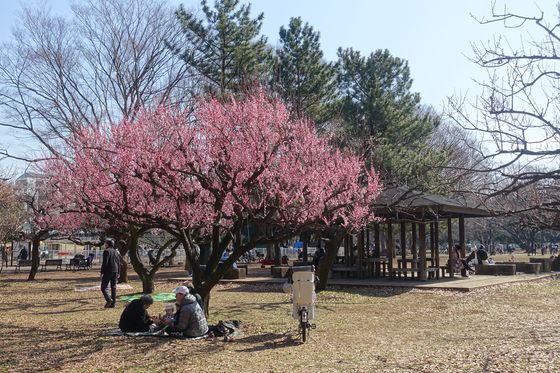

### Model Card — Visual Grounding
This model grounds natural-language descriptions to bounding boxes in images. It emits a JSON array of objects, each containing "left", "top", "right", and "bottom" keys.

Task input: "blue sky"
[
  {"left": 0, "top": 0, "right": 553, "bottom": 107},
  {"left": 0, "top": 0, "right": 556, "bottom": 171}
]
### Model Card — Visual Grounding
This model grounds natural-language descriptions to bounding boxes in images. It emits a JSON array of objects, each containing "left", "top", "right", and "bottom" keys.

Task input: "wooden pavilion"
[{"left": 334, "top": 187, "right": 493, "bottom": 280}]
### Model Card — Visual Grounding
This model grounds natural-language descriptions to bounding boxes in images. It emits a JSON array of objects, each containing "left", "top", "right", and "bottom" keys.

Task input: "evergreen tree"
[
  {"left": 275, "top": 17, "right": 336, "bottom": 123},
  {"left": 336, "top": 48, "right": 446, "bottom": 191},
  {"left": 172, "top": 0, "right": 272, "bottom": 96}
]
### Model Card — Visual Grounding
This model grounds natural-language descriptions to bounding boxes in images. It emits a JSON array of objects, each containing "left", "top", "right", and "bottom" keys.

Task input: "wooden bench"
[
  {"left": 440, "top": 265, "right": 472, "bottom": 278},
  {"left": 497, "top": 262, "right": 541, "bottom": 274},
  {"left": 271, "top": 265, "right": 291, "bottom": 278},
  {"left": 475, "top": 264, "right": 516, "bottom": 276},
  {"left": 529, "top": 258, "right": 551, "bottom": 272},
  {"left": 41, "top": 259, "right": 63, "bottom": 271},
  {"left": 390, "top": 267, "right": 439, "bottom": 280},
  {"left": 390, "top": 267, "right": 419, "bottom": 279},
  {"left": 237, "top": 263, "right": 248, "bottom": 275},
  {"left": 551, "top": 257, "right": 560, "bottom": 271},
  {"left": 15, "top": 260, "right": 33, "bottom": 273},
  {"left": 331, "top": 266, "right": 358, "bottom": 278},
  {"left": 222, "top": 267, "right": 246, "bottom": 279}
]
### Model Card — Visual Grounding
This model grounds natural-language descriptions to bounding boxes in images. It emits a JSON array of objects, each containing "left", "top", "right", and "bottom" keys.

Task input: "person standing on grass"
[{"left": 100, "top": 240, "right": 120, "bottom": 308}]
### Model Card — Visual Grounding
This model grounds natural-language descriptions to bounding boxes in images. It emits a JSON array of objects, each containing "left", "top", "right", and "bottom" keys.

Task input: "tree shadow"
[
  {"left": 0, "top": 298, "right": 99, "bottom": 314},
  {"left": 235, "top": 331, "right": 300, "bottom": 352},
  {"left": 320, "top": 285, "right": 414, "bottom": 298},
  {"left": 217, "top": 283, "right": 283, "bottom": 293},
  {"left": 0, "top": 324, "right": 111, "bottom": 371}
]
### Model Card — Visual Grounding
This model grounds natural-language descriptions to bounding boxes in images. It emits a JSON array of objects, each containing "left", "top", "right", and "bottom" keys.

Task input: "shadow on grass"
[
  {"left": 0, "top": 298, "right": 97, "bottom": 313},
  {"left": 217, "top": 282, "right": 414, "bottom": 298},
  {"left": 235, "top": 331, "right": 300, "bottom": 352},
  {"left": 324, "top": 285, "right": 414, "bottom": 298},
  {"left": 217, "top": 283, "right": 282, "bottom": 293},
  {"left": 0, "top": 323, "right": 109, "bottom": 370},
  {"left": 215, "top": 302, "right": 288, "bottom": 318}
]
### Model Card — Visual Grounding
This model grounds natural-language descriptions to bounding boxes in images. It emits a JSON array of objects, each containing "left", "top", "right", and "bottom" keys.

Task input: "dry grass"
[{"left": 1, "top": 268, "right": 560, "bottom": 372}]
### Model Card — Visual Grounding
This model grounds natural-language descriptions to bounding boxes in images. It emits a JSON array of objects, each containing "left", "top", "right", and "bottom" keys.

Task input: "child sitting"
[{"left": 161, "top": 303, "right": 175, "bottom": 324}]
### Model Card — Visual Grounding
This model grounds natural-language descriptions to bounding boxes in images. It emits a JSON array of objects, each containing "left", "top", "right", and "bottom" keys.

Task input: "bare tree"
[
  {"left": 0, "top": 0, "right": 195, "bottom": 280},
  {"left": 0, "top": 0, "right": 194, "bottom": 161},
  {"left": 0, "top": 176, "right": 25, "bottom": 267},
  {"left": 447, "top": 2, "right": 560, "bottom": 212}
]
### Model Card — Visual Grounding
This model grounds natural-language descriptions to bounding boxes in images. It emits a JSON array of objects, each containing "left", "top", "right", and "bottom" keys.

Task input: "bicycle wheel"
[{"left": 300, "top": 308, "right": 308, "bottom": 343}]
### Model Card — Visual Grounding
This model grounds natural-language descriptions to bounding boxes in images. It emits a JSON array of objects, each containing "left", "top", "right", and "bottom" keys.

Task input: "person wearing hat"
[
  {"left": 119, "top": 294, "right": 155, "bottom": 332},
  {"left": 162, "top": 286, "right": 208, "bottom": 337},
  {"left": 100, "top": 239, "right": 121, "bottom": 308}
]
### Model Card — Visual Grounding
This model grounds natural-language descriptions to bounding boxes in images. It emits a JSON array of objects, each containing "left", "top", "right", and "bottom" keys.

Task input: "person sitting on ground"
[
  {"left": 184, "top": 283, "right": 205, "bottom": 311},
  {"left": 119, "top": 294, "right": 155, "bottom": 333},
  {"left": 162, "top": 286, "right": 208, "bottom": 338}
]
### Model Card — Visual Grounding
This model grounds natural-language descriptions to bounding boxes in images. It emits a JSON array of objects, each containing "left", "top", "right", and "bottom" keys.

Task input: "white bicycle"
[{"left": 291, "top": 266, "right": 316, "bottom": 342}]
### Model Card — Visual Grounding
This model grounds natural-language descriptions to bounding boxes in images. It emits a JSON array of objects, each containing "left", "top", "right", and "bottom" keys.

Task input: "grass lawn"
[{"left": 1, "top": 268, "right": 560, "bottom": 372}]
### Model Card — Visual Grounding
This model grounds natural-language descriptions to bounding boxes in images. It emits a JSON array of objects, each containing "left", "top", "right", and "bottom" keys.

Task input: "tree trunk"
[
  {"left": 140, "top": 274, "right": 155, "bottom": 293},
  {"left": 118, "top": 260, "right": 128, "bottom": 283},
  {"left": 184, "top": 255, "right": 192, "bottom": 273},
  {"left": 274, "top": 242, "right": 281, "bottom": 266},
  {"left": 265, "top": 243, "right": 274, "bottom": 259},
  {"left": 200, "top": 291, "right": 211, "bottom": 318},
  {"left": 127, "top": 226, "right": 154, "bottom": 293},
  {"left": 117, "top": 243, "right": 129, "bottom": 283},
  {"left": 316, "top": 230, "right": 345, "bottom": 292},
  {"left": 27, "top": 236, "right": 41, "bottom": 281}
]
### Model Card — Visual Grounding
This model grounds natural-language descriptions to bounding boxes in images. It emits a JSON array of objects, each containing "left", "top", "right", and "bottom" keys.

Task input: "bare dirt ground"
[{"left": 1, "top": 266, "right": 559, "bottom": 372}]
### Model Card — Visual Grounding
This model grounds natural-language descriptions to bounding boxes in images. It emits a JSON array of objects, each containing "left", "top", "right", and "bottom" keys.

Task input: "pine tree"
[
  {"left": 172, "top": 0, "right": 272, "bottom": 96},
  {"left": 275, "top": 17, "right": 336, "bottom": 123},
  {"left": 336, "top": 48, "right": 445, "bottom": 191}
]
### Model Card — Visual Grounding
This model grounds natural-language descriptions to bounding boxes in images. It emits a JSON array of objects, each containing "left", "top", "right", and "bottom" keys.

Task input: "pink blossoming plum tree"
[{"left": 43, "top": 91, "right": 381, "bottom": 312}]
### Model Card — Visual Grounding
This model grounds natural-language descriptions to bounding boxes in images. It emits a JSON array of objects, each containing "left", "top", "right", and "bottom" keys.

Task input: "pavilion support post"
[
  {"left": 447, "top": 217, "right": 454, "bottom": 278},
  {"left": 411, "top": 223, "right": 418, "bottom": 260},
  {"left": 419, "top": 223, "right": 427, "bottom": 281},
  {"left": 374, "top": 224, "right": 380, "bottom": 258},
  {"left": 429, "top": 223, "right": 435, "bottom": 259},
  {"left": 357, "top": 230, "right": 364, "bottom": 278},
  {"left": 400, "top": 222, "right": 407, "bottom": 277},
  {"left": 349, "top": 234, "right": 355, "bottom": 266},
  {"left": 434, "top": 220, "right": 440, "bottom": 278},
  {"left": 374, "top": 224, "right": 381, "bottom": 276},
  {"left": 344, "top": 235, "right": 349, "bottom": 265},
  {"left": 366, "top": 228, "right": 370, "bottom": 256},
  {"left": 400, "top": 222, "right": 407, "bottom": 262},
  {"left": 459, "top": 217, "right": 466, "bottom": 257},
  {"left": 387, "top": 223, "right": 394, "bottom": 275}
]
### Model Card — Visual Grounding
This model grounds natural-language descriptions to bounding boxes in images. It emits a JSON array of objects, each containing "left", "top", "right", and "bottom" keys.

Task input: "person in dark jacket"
[
  {"left": 18, "top": 247, "right": 28, "bottom": 261},
  {"left": 162, "top": 286, "right": 208, "bottom": 337},
  {"left": 100, "top": 240, "right": 120, "bottom": 308},
  {"left": 119, "top": 295, "right": 154, "bottom": 332}
]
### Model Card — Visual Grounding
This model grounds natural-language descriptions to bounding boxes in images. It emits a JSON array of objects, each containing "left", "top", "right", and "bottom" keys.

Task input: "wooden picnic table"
[
  {"left": 364, "top": 257, "right": 388, "bottom": 277},
  {"left": 394, "top": 257, "right": 436, "bottom": 279}
]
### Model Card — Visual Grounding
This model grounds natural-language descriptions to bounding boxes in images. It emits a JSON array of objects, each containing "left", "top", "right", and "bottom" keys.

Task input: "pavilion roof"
[{"left": 373, "top": 186, "right": 493, "bottom": 221}]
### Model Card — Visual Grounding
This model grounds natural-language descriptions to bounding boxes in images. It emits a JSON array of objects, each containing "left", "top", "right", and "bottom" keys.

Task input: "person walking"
[{"left": 100, "top": 240, "right": 120, "bottom": 308}]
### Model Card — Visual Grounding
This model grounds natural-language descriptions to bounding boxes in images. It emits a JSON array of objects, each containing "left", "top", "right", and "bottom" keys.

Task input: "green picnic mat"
[{"left": 119, "top": 292, "right": 176, "bottom": 302}]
